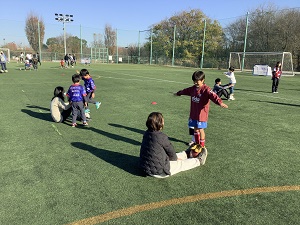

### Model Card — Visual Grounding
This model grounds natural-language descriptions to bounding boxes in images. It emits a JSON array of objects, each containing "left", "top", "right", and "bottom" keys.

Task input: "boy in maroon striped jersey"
[{"left": 174, "top": 71, "right": 228, "bottom": 155}]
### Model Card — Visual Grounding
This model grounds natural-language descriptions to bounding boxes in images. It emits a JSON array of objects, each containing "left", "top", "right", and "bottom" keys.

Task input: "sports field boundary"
[{"left": 67, "top": 185, "right": 300, "bottom": 225}]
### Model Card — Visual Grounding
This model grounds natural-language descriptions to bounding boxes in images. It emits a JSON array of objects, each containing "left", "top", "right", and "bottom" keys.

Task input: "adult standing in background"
[
  {"left": 19, "top": 52, "right": 24, "bottom": 63},
  {"left": 37, "top": 52, "right": 41, "bottom": 66},
  {"left": 64, "top": 54, "right": 70, "bottom": 68},
  {"left": 272, "top": 61, "right": 282, "bottom": 93},
  {"left": 73, "top": 54, "right": 77, "bottom": 65},
  {"left": 0, "top": 51, "right": 8, "bottom": 73}
]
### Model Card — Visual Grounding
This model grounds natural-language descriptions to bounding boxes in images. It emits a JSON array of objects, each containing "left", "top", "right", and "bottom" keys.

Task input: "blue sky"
[{"left": 1, "top": 0, "right": 299, "bottom": 47}]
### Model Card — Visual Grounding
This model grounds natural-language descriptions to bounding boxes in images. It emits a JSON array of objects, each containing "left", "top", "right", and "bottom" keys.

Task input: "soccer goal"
[
  {"left": 228, "top": 52, "right": 295, "bottom": 76},
  {"left": 0, "top": 48, "right": 10, "bottom": 62}
]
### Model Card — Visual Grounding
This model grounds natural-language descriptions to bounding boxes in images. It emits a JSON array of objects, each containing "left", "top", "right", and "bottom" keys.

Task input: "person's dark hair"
[
  {"left": 52, "top": 86, "right": 65, "bottom": 101},
  {"left": 229, "top": 66, "right": 235, "bottom": 72},
  {"left": 80, "top": 69, "right": 89, "bottom": 77},
  {"left": 72, "top": 74, "right": 81, "bottom": 83},
  {"left": 192, "top": 70, "right": 205, "bottom": 82},
  {"left": 276, "top": 61, "right": 281, "bottom": 67},
  {"left": 146, "top": 112, "right": 164, "bottom": 131},
  {"left": 215, "top": 78, "right": 221, "bottom": 83}
]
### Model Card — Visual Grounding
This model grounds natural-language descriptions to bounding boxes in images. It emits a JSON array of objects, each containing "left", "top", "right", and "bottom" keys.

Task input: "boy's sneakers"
[
  {"left": 71, "top": 123, "right": 77, "bottom": 127},
  {"left": 197, "top": 147, "right": 208, "bottom": 165},
  {"left": 83, "top": 121, "right": 88, "bottom": 126},
  {"left": 186, "top": 143, "right": 202, "bottom": 158},
  {"left": 229, "top": 95, "right": 235, "bottom": 101},
  {"left": 95, "top": 102, "right": 101, "bottom": 109}
]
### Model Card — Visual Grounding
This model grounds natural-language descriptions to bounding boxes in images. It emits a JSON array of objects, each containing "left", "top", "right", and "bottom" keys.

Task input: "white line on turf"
[
  {"left": 101, "top": 70, "right": 300, "bottom": 103},
  {"left": 51, "top": 124, "right": 62, "bottom": 136},
  {"left": 239, "top": 91, "right": 300, "bottom": 103},
  {"left": 105, "top": 75, "right": 190, "bottom": 85}
]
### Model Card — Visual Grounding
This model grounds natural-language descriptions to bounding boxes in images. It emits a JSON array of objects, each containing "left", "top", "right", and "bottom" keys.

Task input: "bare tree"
[
  {"left": 92, "top": 33, "right": 104, "bottom": 48},
  {"left": 104, "top": 24, "right": 116, "bottom": 55},
  {"left": 25, "top": 12, "right": 45, "bottom": 52}
]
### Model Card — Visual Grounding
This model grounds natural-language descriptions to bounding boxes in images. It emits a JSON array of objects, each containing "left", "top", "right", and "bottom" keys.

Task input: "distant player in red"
[
  {"left": 60, "top": 59, "right": 65, "bottom": 68},
  {"left": 272, "top": 61, "right": 282, "bottom": 93},
  {"left": 174, "top": 70, "right": 228, "bottom": 153}
]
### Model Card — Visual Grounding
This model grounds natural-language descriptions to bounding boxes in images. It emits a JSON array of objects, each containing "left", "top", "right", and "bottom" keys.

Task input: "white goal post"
[
  {"left": 0, "top": 48, "right": 10, "bottom": 62},
  {"left": 228, "top": 52, "right": 294, "bottom": 76}
]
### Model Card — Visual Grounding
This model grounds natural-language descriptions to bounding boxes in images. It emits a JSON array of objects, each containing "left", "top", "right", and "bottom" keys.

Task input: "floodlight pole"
[
  {"left": 37, "top": 20, "right": 42, "bottom": 62},
  {"left": 138, "top": 30, "right": 141, "bottom": 64},
  {"left": 150, "top": 28, "right": 153, "bottom": 65},
  {"left": 200, "top": 19, "right": 206, "bottom": 69},
  {"left": 241, "top": 12, "right": 249, "bottom": 72},
  {"left": 116, "top": 29, "right": 118, "bottom": 64},
  {"left": 55, "top": 13, "right": 74, "bottom": 56},
  {"left": 138, "top": 29, "right": 152, "bottom": 65},
  {"left": 80, "top": 24, "right": 82, "bottom": 59},
  {"left": 171, "top": 25, "right": 176, "bottom": 67}
]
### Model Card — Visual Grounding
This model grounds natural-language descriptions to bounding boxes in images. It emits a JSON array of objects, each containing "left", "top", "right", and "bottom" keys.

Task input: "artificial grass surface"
[{"left": 0, "top": 62, "right": 299, "bottom": 224}]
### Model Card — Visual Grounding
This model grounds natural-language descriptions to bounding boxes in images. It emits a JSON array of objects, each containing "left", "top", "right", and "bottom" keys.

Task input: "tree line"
[{"left": 20, "top": 5, "right": 300, "bottom": 70}]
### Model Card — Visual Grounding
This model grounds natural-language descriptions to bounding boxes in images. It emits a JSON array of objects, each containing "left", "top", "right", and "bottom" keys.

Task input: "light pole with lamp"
[
  {"left": 200, "top": 19, "right": 206, "bottom": 69},
  {"left": 55, "top": 13, "right": 74, "bottom": 56}
]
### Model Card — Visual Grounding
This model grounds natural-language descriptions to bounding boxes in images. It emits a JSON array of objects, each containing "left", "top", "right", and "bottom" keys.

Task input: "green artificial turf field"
[{"left": 0, "top": 62, "right": 299, "bottom": 225}]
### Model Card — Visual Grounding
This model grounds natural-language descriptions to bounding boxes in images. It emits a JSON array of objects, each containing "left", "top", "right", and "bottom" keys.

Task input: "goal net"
[
  {"left": 90, "top": 48, "right": 108, "bottom": 63},
  {"left": 0, "top": 48, "right": 10, "bottom": 62},
  {"left": 228, "top": 52, "right": 294, "bottom": 76}
]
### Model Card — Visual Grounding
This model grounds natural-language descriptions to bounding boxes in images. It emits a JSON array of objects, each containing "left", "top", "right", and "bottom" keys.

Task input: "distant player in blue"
[
  {"left": 66, "top": 74, "right": 88, "bottom": 127},
  {"left": 80, "top": 69, "right": 101, "bottom": 113}
]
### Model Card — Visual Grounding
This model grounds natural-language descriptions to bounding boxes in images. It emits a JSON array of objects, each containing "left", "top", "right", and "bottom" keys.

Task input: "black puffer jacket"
[{"left": 139, "top": 130, "right": 178, "bottom": 176}]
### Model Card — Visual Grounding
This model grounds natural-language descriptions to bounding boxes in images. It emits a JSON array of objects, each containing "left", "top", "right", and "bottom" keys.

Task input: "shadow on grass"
[
  {"left": 21, "top": 109, "right": 53, "bottom": 122},
  {"left": 235, "top": 88, "right": 270, "bottom": 94},
  {"left": 87, "top": 126, "right": 141, "bottom": 146},
  {"left": 71, "top": 142, "right": 145, "bottom": 177},
  {"left": 26, "top": 105, "right": 50, "bottom": 111},
  {"left": 108, "top": 123, "right": 188, "bottom": 145},
  {"left": 250, "top": 100, "right": 300, "bottom": 107}
]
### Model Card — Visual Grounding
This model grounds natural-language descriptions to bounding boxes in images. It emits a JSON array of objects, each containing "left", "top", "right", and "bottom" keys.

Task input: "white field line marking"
[
  {"left": 105, "top": 75, "right": 190, "bottom": 85},
  {"left": 100, "top": 69, "right": 190, "bottom": 84},
  {"left": 51, "top": 124, "right": 62, "bottom": 136},
  {"left": 239, "top": 91, "right": 300, "bottom": 103},
  {"left": 101, "top": 70, "right": 300, "bottom": 103}
]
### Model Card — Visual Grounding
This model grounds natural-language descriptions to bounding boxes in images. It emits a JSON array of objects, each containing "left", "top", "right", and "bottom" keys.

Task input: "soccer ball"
[{"left": 85, "top": 112, "right": 90, "bottom": 119}]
